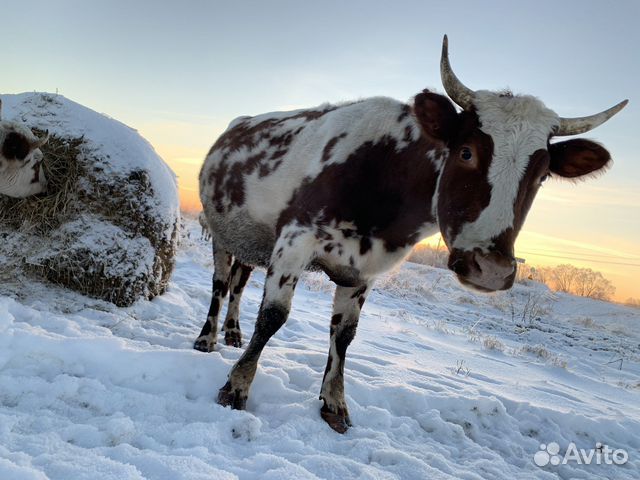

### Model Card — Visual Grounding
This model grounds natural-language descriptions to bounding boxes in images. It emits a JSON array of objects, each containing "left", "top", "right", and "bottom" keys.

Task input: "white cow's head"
[
  {"left": 0, "top": 99, "right": 48, "bottom": 198},
  {"left": 433, "top": 36, "right": 627, "bottom": 292}
]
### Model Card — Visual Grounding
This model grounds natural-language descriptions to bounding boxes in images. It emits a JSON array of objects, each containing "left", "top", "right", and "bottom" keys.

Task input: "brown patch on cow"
[
  {"left": 324, "top": 243, "right": 334, "bottom": 253},
  {"left": 279, "top": 274, "right": 290, "bottom": 288},
  {"left": 335, "top": 322, "right": 357, "bottom": 358},
  {"left": 212, "top": 279, "right": 228, "bottom": 296},
  {"left": 397, "top": 104, "right": 411, "bottom": 122},
  {"left": 198, "top": 317, "right": 213, "bottom": 336},
  {"left": 269, "top": 131, "right": 296, "bottom": 148},
  {"left": 359, "top": 237, "right": 372, "bottom": 255},
  {"left": 206, "top": 297, "right": 220, "bottom": 318},
  {"left": 322, "top": 355, "right": 333, "bottom": 384},
  {"left": 233, "top": 265, "right": 253, "bottom": 294},
  {"left": 350, "top": 285, "right": 367, "bottom": 299},
  {"left": 266, "top": 265, "right": 274, "bottom": 278},
  {"left": 322, "top": 133, "right": 347, "bottom": 163},
  {"left": 270, "top": 149, "right": 287, "bottom": 160},
  {"left": 211, "top": 105, "right": 337, "bottom": 156},
  {"left": 358, "top": 296, "right": 365, "bottom": 309},
  {"left": 2, "top": 131, "right": 30, "bottom": 161},
  {"left": 230, "top": 260, "right": 240, "bottom": 277},
  {"left": 331, "top": 314, "right": 343, "bottom": 325},
  {"left": 277, "top": 133, "right": 443, "bottom": 252},
  {"left": 204, "top": 106, "right": 341, "bottom": 213},
  {"left": 316, "top": 229, "right": 333, "bottom": 241},
  {"left": 403, "top": 125, "right": 414, "bottom": 143},
  {"left": 436, "top": 111, "right": 494, "bottom": 241}
]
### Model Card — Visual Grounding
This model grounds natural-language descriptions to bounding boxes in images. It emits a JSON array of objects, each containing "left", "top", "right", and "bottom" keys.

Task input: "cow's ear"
[
  {"left": 413, "top": 89, "right": 458, "bottom": 142},
  {"left": 548, "top": 138, "right": 611, "bottom": 178},
  {"left": 2, "top": 131, "right": 30, "bottom": 161}
]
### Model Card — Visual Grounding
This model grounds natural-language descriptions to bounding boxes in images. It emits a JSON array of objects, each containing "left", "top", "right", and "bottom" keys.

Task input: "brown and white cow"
[
  {"left": 0, "top": 99, "right": 48, "bottom": 198},
  {"left": 195, "top": 36, "right": 627, "bottom": 432}
]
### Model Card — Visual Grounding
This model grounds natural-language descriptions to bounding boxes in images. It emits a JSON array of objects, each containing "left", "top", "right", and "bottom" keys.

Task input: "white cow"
[
  {"left": 196, "top": 36, "right": 627, "bottom": 432},
  {"left": 0, "top": 99, "right": 48, "bottom": 197}
]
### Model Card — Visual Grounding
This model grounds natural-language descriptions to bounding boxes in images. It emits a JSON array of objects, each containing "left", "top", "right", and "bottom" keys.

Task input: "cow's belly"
[{"left": 203, "top": 206, "right": 276, "bottom": 267}]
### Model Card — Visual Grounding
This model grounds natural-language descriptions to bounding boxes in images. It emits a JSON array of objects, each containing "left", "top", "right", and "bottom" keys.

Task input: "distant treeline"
[{"left": 408, "top": 244, "right": 629, "bottom": 303}]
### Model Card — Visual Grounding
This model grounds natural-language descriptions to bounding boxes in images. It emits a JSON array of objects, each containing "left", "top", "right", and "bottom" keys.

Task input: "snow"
[
  {"left": 0, "top": 216, "right": 638, "bottom": 479},
  {"left": 27, "top": 214, "right": 156, "bottom": 279}
]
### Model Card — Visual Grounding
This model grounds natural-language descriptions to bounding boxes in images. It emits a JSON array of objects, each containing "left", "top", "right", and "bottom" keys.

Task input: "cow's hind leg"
[
  {"left": 223, "top": 260, "right": 253, "bottom": 347},
  {"left": 217, "top": 228, "right": 311, "bottom": 409},
  {"left": 194, "top": 248, "right": 233, "bottom": 352},
  {"left": 320, "top": 283, "right": 371, "bottom": 433}
]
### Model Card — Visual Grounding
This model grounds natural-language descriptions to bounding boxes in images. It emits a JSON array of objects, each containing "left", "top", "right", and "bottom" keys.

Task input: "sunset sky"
[{"left": 3, "top": 0, "right": 639, "bottom": 300}]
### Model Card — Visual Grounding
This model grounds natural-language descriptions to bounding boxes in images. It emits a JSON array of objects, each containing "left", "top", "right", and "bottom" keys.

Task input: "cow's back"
[{"left": 199, "top": 97, "right": 419, "bottom": 267}]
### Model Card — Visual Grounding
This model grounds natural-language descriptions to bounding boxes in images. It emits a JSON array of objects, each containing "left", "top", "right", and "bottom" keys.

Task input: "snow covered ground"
[{"left": 1, "top": 216, "right": 638, "bottom": 480}]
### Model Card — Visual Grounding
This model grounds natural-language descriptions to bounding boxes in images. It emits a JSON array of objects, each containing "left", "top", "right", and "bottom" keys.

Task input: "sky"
[{"left": 2, "top": 0, "right": 639, "bottom": 300}]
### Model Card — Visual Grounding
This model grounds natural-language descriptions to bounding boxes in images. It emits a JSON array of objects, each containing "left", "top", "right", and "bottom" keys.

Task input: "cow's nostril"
[{"left": 449, "top": 257, "right": 468, "bottom": 276}]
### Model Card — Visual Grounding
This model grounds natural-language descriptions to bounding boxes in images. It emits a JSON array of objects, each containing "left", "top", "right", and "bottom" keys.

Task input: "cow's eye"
[
  {"left": 540, "top": 173, "right": 550, "bottom": 184},
  {"left": 460, "top": 147, "right": 473, "bottom": 161}
]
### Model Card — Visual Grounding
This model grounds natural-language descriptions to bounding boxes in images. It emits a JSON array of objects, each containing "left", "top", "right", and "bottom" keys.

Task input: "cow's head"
[
  {"left": 428, "top": 36, "right": 627, "bottom": 292},
  {"left": 0, "top": 99, "right": 49, "bottom": 198}
]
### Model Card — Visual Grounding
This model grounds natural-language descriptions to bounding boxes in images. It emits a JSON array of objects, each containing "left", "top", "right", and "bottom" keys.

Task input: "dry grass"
[
  {"left": 0, "top": 130, "right": 83, "bottom": 233},
  {"left": 0, "top": 125, "right": 178, "bottom": 307},
  {"left": 520, "top": 344, "right": 568, "bottom": 368}
]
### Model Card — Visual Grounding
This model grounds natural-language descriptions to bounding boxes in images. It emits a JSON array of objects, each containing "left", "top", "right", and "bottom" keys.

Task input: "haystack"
[{"left": 0, "top": 93, "right": 180, "bottom": 306}]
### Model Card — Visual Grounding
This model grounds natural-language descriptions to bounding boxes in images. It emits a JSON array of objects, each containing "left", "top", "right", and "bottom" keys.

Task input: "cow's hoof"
[
  {"left": 217, "top": 382, "right": 247, "bottom": 410},
  {"left": 193, "top": 336, "right": 216, "bottom": 353},
  {"left": 320, "top": 403, "right": 352, "bottom": 434},
  {"left": 224, "top": 331, "right": 242, "bottom": 348}
]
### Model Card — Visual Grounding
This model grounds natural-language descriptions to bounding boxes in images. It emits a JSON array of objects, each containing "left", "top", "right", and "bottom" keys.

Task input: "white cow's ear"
[{"left": 548, "top": 138, "right": 611, "bottom": 179}]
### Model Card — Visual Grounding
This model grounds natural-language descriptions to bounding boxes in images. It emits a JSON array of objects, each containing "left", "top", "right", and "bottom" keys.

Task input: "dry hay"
[
  {"left": 0, "top": 130, "right": 83, "bottom": 233},
  {"left": 0, "top": 96, "right": 179, "bottom": 307}
]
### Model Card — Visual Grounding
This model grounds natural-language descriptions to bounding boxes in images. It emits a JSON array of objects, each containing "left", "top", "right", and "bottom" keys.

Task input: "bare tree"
[
  {"left": 546, "top": 264, "right": 578, "bottom": 293},
  {"left": 573, "top": 268, "right": 615, "bottom": 300},
  {"left": 532, "top": 264, "right": 615, "bottom": 301}
]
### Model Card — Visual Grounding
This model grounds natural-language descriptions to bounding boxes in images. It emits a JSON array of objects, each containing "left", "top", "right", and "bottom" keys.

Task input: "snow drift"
[{"left": 0, "top": 93, "right": 180, "bottom": 306}]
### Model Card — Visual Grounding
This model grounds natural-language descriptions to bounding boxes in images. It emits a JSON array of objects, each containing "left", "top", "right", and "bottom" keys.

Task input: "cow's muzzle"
[{"left": 448, "top": 248, "right": 516, "bottom": 292}]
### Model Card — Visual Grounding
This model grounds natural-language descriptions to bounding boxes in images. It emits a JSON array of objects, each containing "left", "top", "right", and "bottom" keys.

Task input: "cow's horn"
[
  {"left": 555, "top": 100, "right": 629, "bottom": 136},
  {"left": 31, "top": 130, "right": 50, "bottom": 148},
  {"left": 440, "top": 35, "right": 474, "bottom": 111}
]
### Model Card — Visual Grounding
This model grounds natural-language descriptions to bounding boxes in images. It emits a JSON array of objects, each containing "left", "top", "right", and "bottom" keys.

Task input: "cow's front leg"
[
  {"left": 217, "top": 229, "right": 310, "bottom": 409},
  {"left": 194, "top": 248, "right": 233, "bottom": 352},
  {"left": 320, "top": 283, "right": 371, "bottom": 433}
]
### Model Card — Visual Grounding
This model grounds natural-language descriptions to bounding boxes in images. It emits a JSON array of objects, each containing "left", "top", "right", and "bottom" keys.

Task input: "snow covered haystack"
[{"left": 0, "top": 93, "right": 180, "bottom": 306}]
